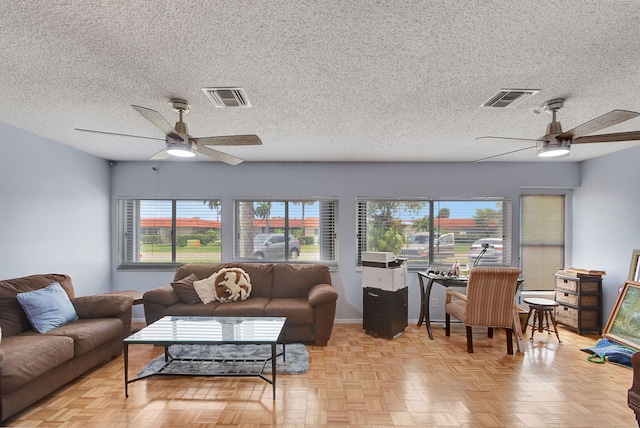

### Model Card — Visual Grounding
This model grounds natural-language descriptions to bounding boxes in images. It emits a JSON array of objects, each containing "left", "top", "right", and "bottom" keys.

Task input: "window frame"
[
  {"left": 356, "top": 197, "right": 512, "bottom": 270},
  {"left": 233, "top": 197, "right": 338, "bottom": 267},
  {"left": 116, "top": 198, "right": 223, "bottom": 270}
]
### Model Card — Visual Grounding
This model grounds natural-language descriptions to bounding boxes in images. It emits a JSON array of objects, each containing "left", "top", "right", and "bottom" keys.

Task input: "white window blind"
[
  {"left": 520, "top": 194, "right": 565, "bottom": 291},
  {"left": 234, "top": 199, "right": 337, "bottom": 266},
  {"left": 117, "top": 199, "right": 222, "bottom": 268},
  {"left": 356, "top": 198, "right": 511, "bottom": 271}
]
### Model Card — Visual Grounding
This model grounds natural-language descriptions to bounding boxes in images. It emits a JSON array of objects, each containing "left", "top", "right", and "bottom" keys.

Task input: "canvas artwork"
[{"left": 604, "top": 281, "right": 640, "bottom": 350}]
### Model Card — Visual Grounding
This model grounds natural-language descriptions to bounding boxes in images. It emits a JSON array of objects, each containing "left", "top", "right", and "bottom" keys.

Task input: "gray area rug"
[{"left": 136, "top": 343, "right": 308, "bottom": 379}]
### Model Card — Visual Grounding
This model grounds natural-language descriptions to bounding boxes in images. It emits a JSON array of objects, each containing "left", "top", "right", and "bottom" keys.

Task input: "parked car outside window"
[
  {"left": 253, "top": 233, "right": 300, "bottom": 260},
  {"left": 469, "top": 238, "right": 503, "bottom": 265},
  {"left": 400, "top": 232, "right": 455, "bottom": 258}
]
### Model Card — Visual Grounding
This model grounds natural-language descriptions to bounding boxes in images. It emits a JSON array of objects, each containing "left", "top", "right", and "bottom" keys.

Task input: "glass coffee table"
[{"left": 124, "top": 316, "right": 287, "bottom": 399}]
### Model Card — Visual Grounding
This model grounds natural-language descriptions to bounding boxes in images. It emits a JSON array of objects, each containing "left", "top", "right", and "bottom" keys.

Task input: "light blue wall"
[
  {"left": 11, "top": 118, "right": 635, "bottom": 325},
  {"left": 573, "top": 144, "right": 640, "bottom": 316},
  {"left": 0, "top": 123, "right": 112, "bottom": 296},
  {"left": 112, "top": 161, "right": 580, "bottom": 321}
]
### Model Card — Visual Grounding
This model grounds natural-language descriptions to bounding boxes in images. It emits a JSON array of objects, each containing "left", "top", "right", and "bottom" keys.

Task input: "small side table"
[{"left": 523, "top": 297, "right": 562, "bottom": 343}]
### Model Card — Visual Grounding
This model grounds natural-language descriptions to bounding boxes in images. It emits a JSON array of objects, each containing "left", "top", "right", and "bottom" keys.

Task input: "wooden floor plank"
[{"left": 3, "top": 323, "right": 637, "bottom": 427}]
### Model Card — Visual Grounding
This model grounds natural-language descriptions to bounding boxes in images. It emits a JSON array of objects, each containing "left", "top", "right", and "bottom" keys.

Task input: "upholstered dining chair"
[{"left": 445, "top": 266, "right": 521, "bottom": 354}]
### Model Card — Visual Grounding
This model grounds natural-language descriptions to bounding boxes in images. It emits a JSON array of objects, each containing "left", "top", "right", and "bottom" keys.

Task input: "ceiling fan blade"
[
  {"left": 471, "top": 145, "right": 536, "bottom": 163},
  {"left": 149, "top": 148, "right": 170, "bottom": 160},
  {"left": 559, "top": 110, "right": 640, "bottom": 140},
  {"left": 572, "top": 131, "right": 640, "bottom": 145},
  {"left": 74, "top": 128, "right": 164, "bottom": 141},
  {"left": 197, "top": 145, "right": 244, "bottom": 165},
  {"left": 131, "top": 105, "right": 183, "bottom": 140},
  {"left": 476, "top": 136, "right": 542, "bottom": 143},
  {"left": 193, "top": 135, "right": 262, "bottom": 146}
]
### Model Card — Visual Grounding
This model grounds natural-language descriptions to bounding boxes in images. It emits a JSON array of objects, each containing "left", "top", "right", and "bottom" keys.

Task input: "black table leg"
[
  {"left": 424, "top": 278, "right": 435, "bottom": 340},
  {"left": 271, "top": 343, "right": 276, "bottom": 400},
  {"left": 417, "top": 273, "right": 426, "bottom": 326},
  {"left": 124, "top": 343, "right": 129, "bottom": 398}
]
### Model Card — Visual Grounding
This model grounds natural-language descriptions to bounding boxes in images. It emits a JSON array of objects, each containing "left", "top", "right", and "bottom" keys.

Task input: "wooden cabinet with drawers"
[{"left": 554, "top": 272, "right": 602, "bottom": 335}]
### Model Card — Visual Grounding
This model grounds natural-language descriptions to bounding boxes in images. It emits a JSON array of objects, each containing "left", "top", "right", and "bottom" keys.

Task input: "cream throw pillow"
[{"left": 193, "top": 277, "right": 216, "bottom": 304}]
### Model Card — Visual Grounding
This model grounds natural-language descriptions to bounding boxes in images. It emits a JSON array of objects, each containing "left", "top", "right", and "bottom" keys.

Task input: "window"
[
  {"left": 117, "top": 199, "right": 222, "bottom": 268},
  {"left": 356, "top": 198, "right": 512, "bottom": 270},
  {"left": 234, "top": 199, "right": 337, "bottom": 266},
  {"left": 520, "top": 194, "right": 566, "bottom": 291}
]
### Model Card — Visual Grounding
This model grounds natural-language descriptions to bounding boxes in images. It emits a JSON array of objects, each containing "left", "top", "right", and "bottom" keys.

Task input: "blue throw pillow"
[{"left": 16, "top": 282, "right": 79, "bottom": 333}]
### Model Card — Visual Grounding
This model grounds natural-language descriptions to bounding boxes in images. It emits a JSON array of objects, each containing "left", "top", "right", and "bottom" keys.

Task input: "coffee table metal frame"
[{"left": 123, "top": 316, "right": 287, "bottom": 399}]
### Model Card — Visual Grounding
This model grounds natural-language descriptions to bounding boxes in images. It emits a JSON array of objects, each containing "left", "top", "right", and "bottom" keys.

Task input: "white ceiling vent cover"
[
  {"left": 481, "top": 89, "right": 540, "bottom": 108},
  {"left": 202, "top": 87, "right": 251, "bottom": 108}
]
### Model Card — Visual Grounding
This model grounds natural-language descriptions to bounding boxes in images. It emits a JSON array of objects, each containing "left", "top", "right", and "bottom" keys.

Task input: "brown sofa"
[
  {"left": 0, "top": 274, "right": 133, "bottom": 423},
  {"left": 143, "top": 263, "right": 338, "bottom": 345}
]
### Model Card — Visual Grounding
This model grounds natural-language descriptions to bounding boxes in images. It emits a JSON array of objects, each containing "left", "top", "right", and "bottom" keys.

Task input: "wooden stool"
[{"left": 523, "top": 297, "right": 562, "bottom": 343}]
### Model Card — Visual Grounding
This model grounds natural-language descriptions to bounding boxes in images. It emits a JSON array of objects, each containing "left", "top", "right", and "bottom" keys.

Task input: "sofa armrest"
[
  {"left": 308, "top": 283, "right": 338, "bottom": 307},
  {"left": 143, "top": 285, "right": 181, "bottom": 306},
  {"left": 143, "top": 285, "right": 181, "bottom": 325},
  {"left": 72, "top": 294, "right": 133, "bottom": 318}
]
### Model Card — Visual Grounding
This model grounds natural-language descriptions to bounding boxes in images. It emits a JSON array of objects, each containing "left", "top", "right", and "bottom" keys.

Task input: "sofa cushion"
[
  {"left": 229, "top": 264, "right": 273, "bottom": 298},
  {"left": 40, "top": 318, "right": 122, "bottom": 357},
  {"left": 17, "top": 282, "right": 79, "bottom": 333},
  {"left": 265, "top": 298, "right": 314, "bottom": 324},
  {"left": 170, "top": 273, "right": 201, "bottom": 304},
  {"left": 211, "top": 297, "right": 270, "bottom": 317},
  {"left": 165, "top": 302, "right": 219, "bottom": 317},
  {"left": 0, "top": 273, "right": 74, "bottom": 337},
  {"left": 174, "top": 263, "right": 273, "bottom": 298},
  {"left": 0, "top": 334, "right": 74, "bottom": 394},
  {"left": 272, "top": 264, "right": 331, "bottom": 298},
  {"left": 174, "top": 263, "right": 226, "bottom": 282}
]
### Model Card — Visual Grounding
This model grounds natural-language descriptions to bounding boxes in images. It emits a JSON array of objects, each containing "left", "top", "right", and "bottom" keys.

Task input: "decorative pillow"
[
  {"left": 16, "top": 282, "right": 79, "bottom": 333},
  {"left": 212, "top": 267, "right": 252, "bottom": 303},
  {"left": 170, "top": 273, "right": 201, "bottom": 304},
  {"left": 193, "top": 277, "right": 217, "bottom": 304}
]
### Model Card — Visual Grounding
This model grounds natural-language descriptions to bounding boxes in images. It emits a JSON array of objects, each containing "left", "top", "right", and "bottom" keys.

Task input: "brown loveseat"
[
  {"left": 143, "top": 263, "right": 338, "bottom": 345},
  {"left": 0, "top": 274, "right": 133, "bottom": 423}
]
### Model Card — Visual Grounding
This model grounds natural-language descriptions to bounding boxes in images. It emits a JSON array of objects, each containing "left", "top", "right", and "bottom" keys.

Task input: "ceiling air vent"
[
  {"left": 202, "top": 87, "right": 251, "bottom": 108},
  {"left": 481, "top": 89, "right": 540, "bottom": 108}
]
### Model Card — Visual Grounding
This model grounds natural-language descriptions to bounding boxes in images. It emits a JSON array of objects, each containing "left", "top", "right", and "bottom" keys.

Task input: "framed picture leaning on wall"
[{"left": 603, "top": 280, "right": 640, "bottom": 350}]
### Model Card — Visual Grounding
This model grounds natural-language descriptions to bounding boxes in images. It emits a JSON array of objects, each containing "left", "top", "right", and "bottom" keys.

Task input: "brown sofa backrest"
[
  {"left": 174, "top": 263, "right": 274, "bottom": 298},
  {"left": 272, "top": 264, "right": 331, "bottom": 298},
  {"left": 0, "top": 273, "right": 74, "bottom": 336}
]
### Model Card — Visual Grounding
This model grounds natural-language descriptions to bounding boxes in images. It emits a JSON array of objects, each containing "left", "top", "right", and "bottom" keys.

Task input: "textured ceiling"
[{"left": 1, "top": 0, "right": 640, "bottom": 163}]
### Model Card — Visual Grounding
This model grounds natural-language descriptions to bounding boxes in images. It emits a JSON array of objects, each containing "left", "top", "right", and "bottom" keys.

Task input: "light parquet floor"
[{"left": 4, "top": 323, "right": 637, "bottom": 427}]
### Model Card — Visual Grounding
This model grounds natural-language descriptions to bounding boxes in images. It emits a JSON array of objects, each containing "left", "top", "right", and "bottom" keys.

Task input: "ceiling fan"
[
  {"left": 475, "top": 98, "right": 640, "bottom": 161},
  {"left": 75, "top": 98, "right": 262, "bottom": 165}
]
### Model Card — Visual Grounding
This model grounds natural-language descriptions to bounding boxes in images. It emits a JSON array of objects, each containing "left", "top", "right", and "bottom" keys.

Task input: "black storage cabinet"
[{"left": 363, "top": 286, "right": 408, "bottom": 338}]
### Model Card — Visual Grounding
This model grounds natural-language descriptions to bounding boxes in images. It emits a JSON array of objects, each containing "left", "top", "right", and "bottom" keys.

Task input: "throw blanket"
[{"left": 581, "top": 338, "right": 637, "bottom": 368}]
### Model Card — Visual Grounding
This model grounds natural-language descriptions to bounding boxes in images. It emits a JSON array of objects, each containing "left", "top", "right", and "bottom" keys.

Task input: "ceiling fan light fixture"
[
  {"left": 165, "top": 139, "right": 196, "bottom": 158},
  {"left": 537, "top": 140, "right": 570, "bottom": 158}
]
